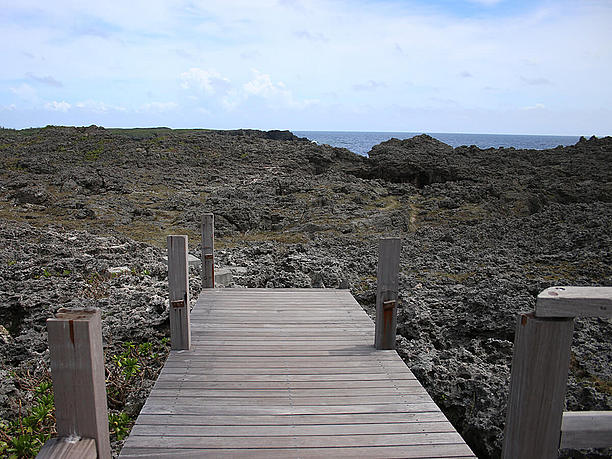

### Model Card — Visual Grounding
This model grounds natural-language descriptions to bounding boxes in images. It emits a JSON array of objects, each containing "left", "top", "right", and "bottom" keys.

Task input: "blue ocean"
[{"left": 293, "top": 131, "right": 581, "bottom": 157}]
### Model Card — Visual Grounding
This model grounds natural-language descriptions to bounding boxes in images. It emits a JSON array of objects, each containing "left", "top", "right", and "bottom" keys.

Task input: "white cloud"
[
  {"left": 243, "top": 70, "right": 288, "bottom": 98},
  {"left": 520, "top": 76, "right": 553, "bottom": 86},
  {"left": 140, "top": 101, "right": 178, "bottom": 112},
  {"left": 242, "top": 69, "right": 317, "bottom": 109},
  {"left": 10, "top": 83, "right": 38, "bottom": 102},
  {"left": 522, "top": 103, "right": 546, "bottom": 111},
  {"left": 0, "top": 0, "right": 610, "bottom": 133},
  {"left": 44, "top": 100, "right": 71, "bottom": 112},
  {"left": 466, "top": 0, "right": 504, "bottom": 5},
  {"left": 353, "top": 80, "right": 387, "bottom": 91},
  {"left": 75, "top": 100, "right": 126, "bottom": 112},
  {"left": 180, "top": 68, "right": 231, "bottom": 95},
  {"left": 27, "top": 73, "right": 63, "bottom": 87}
]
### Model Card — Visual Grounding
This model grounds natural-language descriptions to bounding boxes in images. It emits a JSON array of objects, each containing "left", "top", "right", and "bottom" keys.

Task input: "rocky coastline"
[{"left": 0, "top": 126, "right": 610, "bottom": 457}]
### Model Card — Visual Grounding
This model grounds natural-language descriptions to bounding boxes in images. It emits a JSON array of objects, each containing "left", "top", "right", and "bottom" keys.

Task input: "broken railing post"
[
  {"left": 374, "top": 237, "right": 401, "bottom": 350},
  {"left": 44, "top": 308, "right": 111, "bottom": 459},
  {"left": 167, "top": 235, "right": 191, "bottom": 350},
  {"left": 202, "top": 213, "right": 215, "bottom": 288}
]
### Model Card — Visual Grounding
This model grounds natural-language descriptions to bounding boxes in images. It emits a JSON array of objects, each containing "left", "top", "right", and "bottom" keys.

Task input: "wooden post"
[
  {"left": 46, "top": 308, "right": 111, "bottom": 459},
  {"left": 375, "top": 238, "right": 401, "bottom": 350},
  {"left": 502, "top": 313, "right": 575, "bottom": 459},
  {"left": 37, "top": 438, "right": 96, "bottom": 458},
  {"left": 561, "top": 411, "right": 612, "bottom": 449},
  {"left": 168, "top": 235, "right": 191, "bottom": 350},
  {"left": 202, "top": 213, "right": 215, "bottom": 288}
]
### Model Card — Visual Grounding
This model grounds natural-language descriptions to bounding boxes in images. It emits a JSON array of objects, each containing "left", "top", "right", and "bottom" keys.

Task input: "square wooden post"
[
  {"left": 46, "top": 308, "right": 111, "bottom": 459},
  {"left": 502, "top": 313, "right": 575, "bottom": 459},
  {"left": 167, "top": 235, "right": 191, "bottom": 350},
  {"left": 375, "top": 238, "right": 401, "bottom": 350},
  {"left": 202, "top": 213, "right": 215, "bottom": 288}
]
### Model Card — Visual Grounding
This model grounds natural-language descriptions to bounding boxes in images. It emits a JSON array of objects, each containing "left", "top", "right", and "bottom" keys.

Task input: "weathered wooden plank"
[
  {"left": 130, "top": 421, "right": 457, "bottom": 437},
  {"left": 135, "top": 411, "right": 448, "bottom": 426},
  {"left": 155, "top": 373, "right": 417, "bottom": 383},
  {"left": 47, "top": 309, "right": 111, "bottom": 459},
  {"left": 560, "top": 411, "right": 612, "bottom": 449},
  {"left": 159, "top": 366, "right": 410, "bottom": 375},
  {"left": 37, "top": 437, "right": 97, "bottom": 459},
  {"left": 152, "top": 379, "right": 422, "bottom": 389},
  {"left": 184, "top": 343, "right": 375, "bottom": 350},
  {"left": 121, "top": 288, "right": 474, "bottom": 457},
  {"left": 139, "top": 402, "right": 441, "bottom": 416},
  {"left": 165, "top": 350, "right": 403, "bottom": 358},
  {"left": 167, "top": 235, "right": 190, "bottom": 350},
  {"left": 145, "top": 395, "right": 435, "bottom": 406},
  {"left": 163, "top": 356, "right": 407, "bottom": 366},
  {"left": 536, "top": 286, "right": 612, "bottom": 318},
  {"left": 123, "top": 431, "right": 465, "bottom": 448},
  {"left": 149, "top": 386, "right": 429, "bottom": 397},
  {"left": 120, "top": 444, "right": 475, "bottom": 459},
  {"left": 502, "top": 313, "right": 574, "bottom": 459},
  {"left": 201, "top": 213, "right": 214, "bottom": 288}
]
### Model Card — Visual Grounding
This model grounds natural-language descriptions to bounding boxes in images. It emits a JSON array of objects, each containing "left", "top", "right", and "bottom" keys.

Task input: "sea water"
[{"left": 293, "top": 131, "right": 581, "bottom": 156}]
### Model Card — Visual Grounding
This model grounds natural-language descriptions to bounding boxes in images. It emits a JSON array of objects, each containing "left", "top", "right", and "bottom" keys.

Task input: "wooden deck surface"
[{"left": 120, "top": 288, "right": 475, "bottom": 458}]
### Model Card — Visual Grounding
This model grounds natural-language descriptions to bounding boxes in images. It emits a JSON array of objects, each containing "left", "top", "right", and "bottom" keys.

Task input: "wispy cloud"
[
  {"left": 71, "top": 15, "right": 121, "bottom": 39},
  {"left": 466, "top": 0, "right": 504, "bottom": 5},
  {"left": 45, "top": 100, "right": 70, "bottom": 112},
  {"left": 75, "top": 100, "right": 126, "bottom": 112},
  {"left": 0, "top": 0, "right": 610, "bottom": 134},
  {"left": 140, "top": 101, "right": 178, "bottom": 113},
  {"left": 294, "top": 30, "right": 328, "bottom": 42},
  {"left": 522, "top": 103, "right": 546, "bottom": 110},
  {"left": 10, "top": 83, "right": 38, "bottom": 102},
  {"left": 180, "top": 68, "right": 231, "bottom": 95},
  {"left": 520, "top": 76, "right": 552, "bottom": 86},
  {"left": 27, "top": 73, "right": 63, "bottom": 87},
  {"left": 353, "top": 80, "right": 387, "bottom": 91}
]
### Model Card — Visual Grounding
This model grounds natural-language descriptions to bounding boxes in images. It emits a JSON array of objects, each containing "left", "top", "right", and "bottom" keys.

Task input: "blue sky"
[{"left": 1, "top": 0, "right": 611, "bottom": 135}]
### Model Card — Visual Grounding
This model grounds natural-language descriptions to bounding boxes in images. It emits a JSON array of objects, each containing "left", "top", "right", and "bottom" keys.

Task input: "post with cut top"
[
  {"left": 375, "top": 237, "right": 401, "bottom": 350},
  {"left": 202, "top": 213, "right": 215, "bottom": 288},
  {"left": 167, "top": 235, "right": 191, "bottom": 350},
  {"left": 44, "top": 308, "right": 111, "bottom": 459},
  {"left": 502, "top": 312, "right": 574, "bottom": 459}
]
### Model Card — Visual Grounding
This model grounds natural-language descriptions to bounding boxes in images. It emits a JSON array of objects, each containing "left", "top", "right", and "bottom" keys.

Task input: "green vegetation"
[
  {"left": 83, "top": 140, "right": 107, "bottom": 161},
  {"left": 107, "top": 127, "right": 212, "bottom": 140},
  {"left": 0, "top": 339, "right": 170, "bottom": 458},
  {"left": 106, "top": 339, "right": 169, "bottom": 412},
  {"left": 0, "top": 377, "right": 55, "bottom": 458}
]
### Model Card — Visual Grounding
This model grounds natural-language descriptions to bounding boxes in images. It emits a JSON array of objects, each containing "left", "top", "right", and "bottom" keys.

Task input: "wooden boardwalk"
[{"left": 120, "top": 289, "right": 475, "bottom": 458}]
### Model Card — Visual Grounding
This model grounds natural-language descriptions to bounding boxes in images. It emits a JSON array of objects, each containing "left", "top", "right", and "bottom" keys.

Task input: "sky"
[{"left": 1, "top": 0, "right": 611, "bottom": 135}]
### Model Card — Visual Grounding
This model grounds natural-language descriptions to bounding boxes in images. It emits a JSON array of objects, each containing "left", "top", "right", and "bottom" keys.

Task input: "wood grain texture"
[
  {"left": 536, "top": 286, "right": 612, "bottom": 318},
  {"left": 36, "top": 437, "right": 96, "bottom": 459},
  {"left": 561, "top": 411, "right": 612, "bottom": 449},
  {"left": 120, "top": 289, "right": 474, "bottom": 458},
  {"left": 167, "top": 235, "right": 191, "bottom": 350},
  {"left": 201, "top": 213, "right": 214, "bottom": 288},
  {"left": 375, "top": 238, "right": 401, "bottom": 350},
  {"left": 46, "top": 309, "right": 111, "bottom": 459},
  {"left": 502, "top": 313, "right": 574, "bottom": 459}
]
